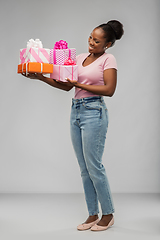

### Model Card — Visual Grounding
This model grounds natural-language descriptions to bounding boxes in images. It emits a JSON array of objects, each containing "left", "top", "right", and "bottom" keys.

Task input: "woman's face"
[{"left": 88, "top": 28, "right": 108, "bottom": 55}]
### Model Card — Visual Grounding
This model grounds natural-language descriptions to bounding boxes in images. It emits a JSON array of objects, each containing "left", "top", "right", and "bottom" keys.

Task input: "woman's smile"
[{"left": 89, "top": 45, "right": 94, "bottom": 50}]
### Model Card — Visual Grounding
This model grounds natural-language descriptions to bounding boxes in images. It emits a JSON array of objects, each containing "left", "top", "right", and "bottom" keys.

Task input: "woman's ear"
[{"left": 106, "top": 42, "right": 112, "bottom": 48}]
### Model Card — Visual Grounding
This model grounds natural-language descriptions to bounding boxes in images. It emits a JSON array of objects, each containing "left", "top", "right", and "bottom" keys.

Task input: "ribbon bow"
[
  {"left": 27, "top": 39, "right": 43, "bottom": 48},
  {"left": 64, "top": 57, "right": 76, "bottom": 65},
  {"left": 54, "top": 40, "right": 68, "bottom": 49}
]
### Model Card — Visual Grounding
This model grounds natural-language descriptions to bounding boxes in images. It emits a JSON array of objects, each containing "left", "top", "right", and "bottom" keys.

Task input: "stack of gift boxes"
[
  {"left": 18, "top": 39, "right": 53, "bottom": 74},
  {"left": 18, "top": 39, "right": 78, "bottom": 82}
]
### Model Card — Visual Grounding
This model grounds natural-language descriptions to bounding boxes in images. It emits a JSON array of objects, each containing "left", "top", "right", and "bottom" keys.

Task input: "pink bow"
[
  {"left": 64, "top": 57, "right": 76, "bottom": 65},
  {"left": 54, "top": 40, "right": 68, "bottom": 49}
]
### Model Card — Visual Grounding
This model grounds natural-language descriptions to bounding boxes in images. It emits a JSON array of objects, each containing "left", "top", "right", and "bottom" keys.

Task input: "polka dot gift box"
[{"left": 50, "top": 40, "right": 76, "bottom": 65}]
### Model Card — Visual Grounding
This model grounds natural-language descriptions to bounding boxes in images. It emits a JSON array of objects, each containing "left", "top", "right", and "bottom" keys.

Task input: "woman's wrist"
[
  {"left": 74, "top": 82, "right": 81, "bottom": 88},
  {"left": 40, "top": 75, "right": 47, "bottom": 82}
]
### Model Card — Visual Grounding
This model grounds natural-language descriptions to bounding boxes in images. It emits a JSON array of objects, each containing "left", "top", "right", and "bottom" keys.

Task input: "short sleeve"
[{"left": 103, "top": 54, "right": 118, "bottom": 70}]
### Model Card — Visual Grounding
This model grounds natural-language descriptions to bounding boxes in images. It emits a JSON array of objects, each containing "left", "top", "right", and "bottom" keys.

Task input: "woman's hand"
[
  {"left": 65, "top": 78, "right": 78, "bottom": 86},
  {"left": 21, "top": 73, "right": 73, "bottom": 91},
  {"left": 21, "top": 72, "right": 45, "bottom": 81}
]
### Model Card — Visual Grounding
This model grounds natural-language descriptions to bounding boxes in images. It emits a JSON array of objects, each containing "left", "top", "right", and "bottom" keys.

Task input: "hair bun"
[{"left": 107, "top": 20, "right": 124, "bottom": 40}]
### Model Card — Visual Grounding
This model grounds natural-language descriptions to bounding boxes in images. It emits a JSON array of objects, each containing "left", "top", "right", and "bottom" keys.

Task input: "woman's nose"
[{"left": 89, "top": 39, "right": 94, "bottom": 46}]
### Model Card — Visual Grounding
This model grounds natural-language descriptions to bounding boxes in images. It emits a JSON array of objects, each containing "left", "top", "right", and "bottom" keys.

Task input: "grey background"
[{"left": 0, "top": 0, "right": 159, "bottom": 193}]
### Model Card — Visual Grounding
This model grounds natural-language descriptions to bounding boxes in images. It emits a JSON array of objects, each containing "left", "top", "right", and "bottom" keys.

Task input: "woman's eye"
[{"left": 95, "top": 41, "right": 99, "bottom": 44}]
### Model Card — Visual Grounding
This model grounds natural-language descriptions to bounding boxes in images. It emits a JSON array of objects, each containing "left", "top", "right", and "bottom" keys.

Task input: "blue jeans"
[{"left": 70, "top": 96, "right": 115, "bottom": 216}]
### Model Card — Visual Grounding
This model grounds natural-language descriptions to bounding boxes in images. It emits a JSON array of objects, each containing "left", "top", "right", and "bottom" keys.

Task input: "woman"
[{"left": 22, "top": 20, "right": 124, "bottom": 232}]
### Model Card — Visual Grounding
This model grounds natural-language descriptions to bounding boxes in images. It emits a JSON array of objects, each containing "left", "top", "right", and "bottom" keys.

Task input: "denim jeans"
[{"left": 70, "top": 96, "right": 115, "bottom": 216}]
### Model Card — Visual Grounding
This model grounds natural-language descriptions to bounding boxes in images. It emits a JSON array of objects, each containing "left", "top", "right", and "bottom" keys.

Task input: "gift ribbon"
[
  {"left": 69, "top": 49, "right": 71, "bottom": 58},
  {"left": 64, "top": 57, "right": 76, "bottom": 65},
  {"left": 59, "top": 65, "right": 61, "bottom": 81},
  {"left": 27, "top": 39, "right": 43, "bottom": 48},
  {"left": 72, "top": 65, "right": 74, "bottom": 80},
  {"left": 25, "top": 39, "right": 43, "bottom": 63},
  {"left": 53, "top": 50, "right": 56, "bottom": 65},
  {"left": 54, "top": 40, "right": 68, "bottom": 49},
  {"left": 26, "top": 63, "right": 28, "bottom": 75},
  {"left": 64, "top": 57, "right": 76, "bottom": 80}
]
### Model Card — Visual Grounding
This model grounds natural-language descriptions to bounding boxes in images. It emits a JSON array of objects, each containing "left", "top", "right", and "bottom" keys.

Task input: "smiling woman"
[
  {"left": 67, "top": 20, "right": 124, "bottom": 99},
  {"left": 88, "top": 28, "right": 108, "bottom": 54},
  {"left": 22, "top": 19, "right": 124, "bottom": 232}
]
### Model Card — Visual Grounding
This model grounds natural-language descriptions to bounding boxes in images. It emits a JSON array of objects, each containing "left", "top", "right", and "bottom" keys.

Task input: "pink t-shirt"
[{"left": 74, "top": 52, "right": 117, "bottom": 99}]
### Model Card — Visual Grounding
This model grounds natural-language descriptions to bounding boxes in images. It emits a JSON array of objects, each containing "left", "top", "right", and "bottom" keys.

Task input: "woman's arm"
[
  {"left": 41, "top": 76, "right": 74, "bottom": 91},
  {"left": 67, "top": 68, "right": 117, "bottom": 97},
  {"left": 22, "top": 73, "right": 73, "bottom": 92}
]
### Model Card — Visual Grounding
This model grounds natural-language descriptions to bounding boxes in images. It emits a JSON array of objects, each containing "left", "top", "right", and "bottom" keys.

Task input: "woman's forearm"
[
  {"left": 41, "top": 76, "right": 73, "bottom": 92},
  {"left": 75, "top": 83, "right": 115, "bottom": 97}
]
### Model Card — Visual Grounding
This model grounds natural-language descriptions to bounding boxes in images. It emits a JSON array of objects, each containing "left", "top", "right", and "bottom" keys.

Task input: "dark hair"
[{"left": 97, "top": 20, "right": 124, "bottom": 47}]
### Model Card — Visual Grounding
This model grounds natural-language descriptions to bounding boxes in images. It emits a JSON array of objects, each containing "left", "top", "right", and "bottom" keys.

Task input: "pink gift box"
[
  {"left": 50, "top": 64, "right": 78, "bottom": 82},
  {"left": 49, "top": 48, "right": 76, "bottom": 65},
  {"left": 20, "top": 47, "right": 50, "bottom": 64}
]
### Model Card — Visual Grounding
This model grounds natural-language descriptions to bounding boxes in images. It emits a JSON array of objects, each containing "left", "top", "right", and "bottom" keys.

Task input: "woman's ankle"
[{"left": 85, "top": 215, "right": 99, "bottom": 223}]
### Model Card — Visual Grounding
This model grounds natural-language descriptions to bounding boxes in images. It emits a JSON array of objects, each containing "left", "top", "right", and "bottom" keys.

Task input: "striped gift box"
[{"left": 20, "top": 47, "right": 50, "bottom": 64}]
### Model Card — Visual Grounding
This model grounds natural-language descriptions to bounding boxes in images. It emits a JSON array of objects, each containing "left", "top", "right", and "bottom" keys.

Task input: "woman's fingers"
[
  {"left": 65, "top": 78, "right": 78, "bottom": 85},
  {"left": 21, "top": 72, "right": 35, "bottom": 78},
  {"left": 21, "top": 72, "right": 43, "bottom": 80},
  {"left": 21, "top": 73, "right": 28, "bottom": 77}
]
